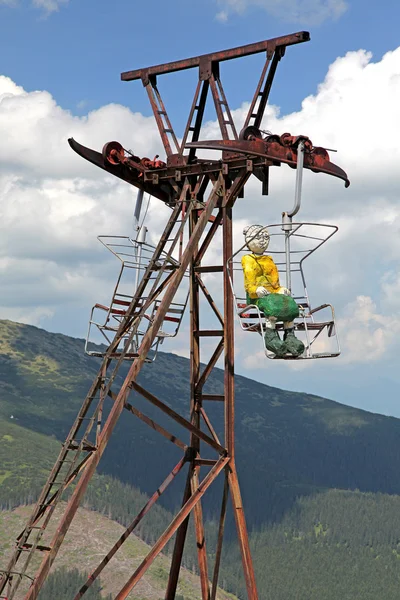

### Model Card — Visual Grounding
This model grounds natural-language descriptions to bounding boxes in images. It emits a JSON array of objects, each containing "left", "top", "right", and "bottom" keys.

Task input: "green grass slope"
[
  {"left": 0, "top": 417, "right": 61, "bottom": 508},
  {"left": 0, "top": 503, "right": 236, "bottom": 600}
]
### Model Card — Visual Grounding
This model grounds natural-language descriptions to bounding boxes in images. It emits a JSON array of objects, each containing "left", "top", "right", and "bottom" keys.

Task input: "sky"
[{"left": 1, "top": 0, "right": 400, "bottom": 417}]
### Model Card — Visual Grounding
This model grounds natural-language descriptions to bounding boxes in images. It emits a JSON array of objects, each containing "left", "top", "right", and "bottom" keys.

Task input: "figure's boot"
[
  {"left": 283, "top": 328, "right": 305, "bottom": 357},
  {"left": 264, "top": 327, "right": 287, "bottom": 357}
]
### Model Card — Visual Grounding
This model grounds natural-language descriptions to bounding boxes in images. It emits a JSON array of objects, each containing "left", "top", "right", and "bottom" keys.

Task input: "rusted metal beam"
[
  {"left": 123, "top": 400, "right": 188, "bottom": 451},
  {"left": 73, "top": 457, "right": 187, "bottom": 599},
  {"left": 196, "top": 274, "right": 224, "bottom": 326},
  {"left": 121, "top": 32, "right": 310, "bottom": 80},
  {"left": 191, "top": 465, "right": 211, "bottom": 600},
  {"left": 228, "top": 464, "right": 259, "bottom": 600},
  {"left": 195, "top": 458, "right": 218, "bottom": 467},
  {"left": 143, "top": 156, "right": 272, "bottom": 183},
  {"left": 200, "top": 407, "right": 222, "bottom": 447},
  {"left": 165, "top": 470, "right": 192, "bottom": 600},
  {"left": 131, "top": 381, "right": 226, "bottom": 455},
  {"left": 196, "top": 339, "right": 224, "bottom": 393},
  {"left": 181, "top": 79, "right": 210, "bottom": 161},
  {"left": 223, "top": 198, "right": 259, "bottom": 598},
  {"left": 186, "top": 138, "right": 350, "bottom": 187},
  {"left": 194, "top": 265, "right": 224, "bottom": 273},
  {"left": 211, "top": 471, "right": 229, "bottom": 600},
  {"left": 223, "top": 205, "right": 235, "bottom": 458},
  {"left": 195, "top": 212, "right": 224, "bottom": 265},
  {"left": 196, "top": 329, "right": 224, "bottom": 337},
  {"left": 145, "top": 80, "right": 180, "bottom": 157},
  {"left": 114, "top": 456, "right": 229, "bottom": 600},
  {"left": 188, "top": 214, "right": 211, "bottom": 600},
  {"left": 201, "top": 394, "right": 225, "bottom": 402}
]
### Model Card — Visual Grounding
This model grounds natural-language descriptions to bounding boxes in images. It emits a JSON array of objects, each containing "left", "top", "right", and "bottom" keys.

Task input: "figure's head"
[{"left": 243, "top": 225, "right": 270, "bottom": 255}]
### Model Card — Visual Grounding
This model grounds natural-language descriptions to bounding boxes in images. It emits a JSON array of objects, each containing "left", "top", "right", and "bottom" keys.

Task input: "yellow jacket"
[{"left": 241, "top": 254, "right": 281, "bottom": 299}]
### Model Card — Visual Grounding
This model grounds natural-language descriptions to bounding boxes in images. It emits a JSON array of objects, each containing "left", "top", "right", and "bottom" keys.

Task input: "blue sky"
[
  {"left": 1, "top": 0, "right": 400, "bottom": 418},
  {"left": 1, "top": 0, "right": 398, "bottom": 120}
]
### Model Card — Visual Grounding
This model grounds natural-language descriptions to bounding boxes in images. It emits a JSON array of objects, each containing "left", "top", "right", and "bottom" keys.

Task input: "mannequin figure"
[{"left": 241, "top": 225, "right": 305, "bottom": 358}]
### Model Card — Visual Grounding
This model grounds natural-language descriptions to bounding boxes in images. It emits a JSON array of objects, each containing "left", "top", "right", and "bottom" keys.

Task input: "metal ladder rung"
[{"left": 20, "top": 544, "right": 51, "bottom": 552}]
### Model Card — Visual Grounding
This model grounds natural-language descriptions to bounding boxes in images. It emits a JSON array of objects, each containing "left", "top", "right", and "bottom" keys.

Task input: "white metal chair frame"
[
  {"left": 227, "top": 223, "right": 341, "bottom": 360},
  {"left": 85, "top": 236, "right": 188, "bottom": 360}
]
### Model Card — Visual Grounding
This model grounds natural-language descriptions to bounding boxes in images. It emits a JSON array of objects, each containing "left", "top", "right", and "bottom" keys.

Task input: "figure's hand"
[
  {"left": 277, "top": 287, "right": 291, "bottom": 296},
  {"left": 256, "top": 286, "right": 269, "bottom": 298}
]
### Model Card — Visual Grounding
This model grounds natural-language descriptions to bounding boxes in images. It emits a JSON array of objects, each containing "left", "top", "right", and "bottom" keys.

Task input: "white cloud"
[
  {"left": 0, "top": 305, "right": 54, "bottom": 326},
  {"left": 32, "top": 0, "right": 69, "bottom": 12},
  {"left": 215, "top": 10, "right": 229, "bottom": 22},
  {"left": 215, "top": 0, "right": 348, "bottom": 25},
  {"left": 338, "top": 295, "right": 400, "bottom": 363},
  {"left": 381, "top": 272, "right": 400, "bottom": 311},
  {"left": 0, "top": 74, "right": 163, "bottom": 331},
  {"left": 0, "top": 0, "right": 69, "bottom": 12},
  {"left": 1, "top": 45, "right": 400, "bottom": 378}
]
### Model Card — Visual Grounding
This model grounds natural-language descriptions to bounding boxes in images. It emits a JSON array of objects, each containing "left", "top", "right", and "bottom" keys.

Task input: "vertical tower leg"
[
  {"left": 189, "top": 209, "right": 210, "bottom": 600},
  {"left": 223, "top": 204, "right": 259, "bottom": 600},
  {"left": 165, "top": 207, "right": 211, "bottom": 600},
  {"left": 164, "top": 473, "right": 192, "bottom": 600}
]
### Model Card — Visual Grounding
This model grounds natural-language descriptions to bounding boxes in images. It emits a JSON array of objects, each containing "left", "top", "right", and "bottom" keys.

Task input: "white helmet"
[{"left": 243, "top": 224, "right": 270, "bottom": 254}]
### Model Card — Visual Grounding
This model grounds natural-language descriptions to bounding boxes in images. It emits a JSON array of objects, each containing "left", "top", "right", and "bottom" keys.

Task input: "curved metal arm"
[
  {"left": 281, "top": 141, "right": 305, "bottom": 291},
  {"left": 282, "top": 140, "right": 304, "bottom": 222},
  {"left": 289, "top": 140, "right": 304, "bottom": 217}
]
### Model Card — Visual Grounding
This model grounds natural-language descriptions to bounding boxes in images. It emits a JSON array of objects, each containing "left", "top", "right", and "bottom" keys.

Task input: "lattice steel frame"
[{"left": 0, "top": 31, "right": 311, "bottom": 600}]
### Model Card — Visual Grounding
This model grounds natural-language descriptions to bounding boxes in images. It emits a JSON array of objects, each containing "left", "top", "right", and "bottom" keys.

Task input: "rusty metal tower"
[{"left": 0, "top": 31, "right": 349, "bottom": 600}]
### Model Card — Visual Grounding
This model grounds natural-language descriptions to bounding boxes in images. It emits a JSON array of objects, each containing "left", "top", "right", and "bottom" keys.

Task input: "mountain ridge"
[
  {"left": 3, "top": 319, "right": 400, "bottom": 598},
  {"left": 2, "top": 317, "right": 400, "bottom": 527}
]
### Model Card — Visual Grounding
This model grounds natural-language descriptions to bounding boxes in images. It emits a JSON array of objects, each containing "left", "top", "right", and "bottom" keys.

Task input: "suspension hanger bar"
[{"left": 121, "top": 32, "right": 309, "bottom": 80}]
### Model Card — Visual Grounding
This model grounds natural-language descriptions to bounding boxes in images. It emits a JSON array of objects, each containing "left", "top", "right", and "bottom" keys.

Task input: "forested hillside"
[
  {"left": 2, "top": 319, "right": 400, "bottom": 526},
  {"left": 3, "top": 487, "right": 400, "bottom": 599},
  {"left": 2, "top": 318, "right": 400, "bottom": 598},
  {"left": 37, "top": 567, "right": 112, "bottom": 600},
  {"left": 225, "top": 489, "right": 400, "bottom": 599}
]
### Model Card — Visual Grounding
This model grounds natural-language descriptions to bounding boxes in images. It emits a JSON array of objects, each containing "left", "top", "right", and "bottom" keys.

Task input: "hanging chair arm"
[
  {"left": 285, "top": 140, "right": 305, "bottom": 218},
  {"left": 308, "top": 303, "right": 334, "bottom": 315}
]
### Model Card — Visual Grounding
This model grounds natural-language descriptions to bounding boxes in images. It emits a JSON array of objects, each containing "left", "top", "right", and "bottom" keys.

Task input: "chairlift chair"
[
  {"left": 85, "top": 235, "right": 188, "bottom": 361},
  {"left": 227, "top": 223, "right": 340, "bottom": 359}
]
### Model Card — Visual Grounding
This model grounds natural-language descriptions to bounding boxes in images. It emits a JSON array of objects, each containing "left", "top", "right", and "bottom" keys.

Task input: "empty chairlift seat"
[
  {"left": 85, "top": 236, "right": 188, "bottom": 360},
  {"left": 227, "top": 223, "right": 340, "bottom": 360}
]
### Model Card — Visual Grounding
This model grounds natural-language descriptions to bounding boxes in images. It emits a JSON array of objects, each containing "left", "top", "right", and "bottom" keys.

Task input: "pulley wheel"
[
  {"left": 239, "top": 125, "right": 262, "bottom": 141},
  {"left": 102, "top": 141, "right": 124, "bottom": 166}
]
